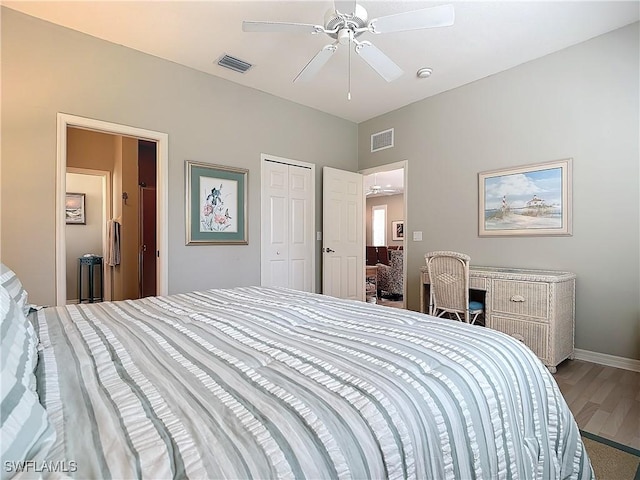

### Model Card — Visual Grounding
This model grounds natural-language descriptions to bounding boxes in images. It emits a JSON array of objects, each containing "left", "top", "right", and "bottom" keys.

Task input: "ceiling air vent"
[
  {"left": 217, "top": 54, "right": 252, "bottom": 74},
  {"left": 371, "top": 128, "right": 394, "bottom": 152}
]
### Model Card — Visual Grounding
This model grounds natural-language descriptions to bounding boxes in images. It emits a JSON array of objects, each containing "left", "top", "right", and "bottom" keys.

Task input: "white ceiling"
[
  {"left": 364, "top": 168, "right": 404, "bottom": 196},
  {"left": 4, "top": 1, "right": 638, "bottom": 123}
]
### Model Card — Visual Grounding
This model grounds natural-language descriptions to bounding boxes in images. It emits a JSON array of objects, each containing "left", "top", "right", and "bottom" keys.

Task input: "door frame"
[
  {"left": 359, "top": 160, "right": 408, "bottom": 307},
  {"left": 56, "top": 113, "right": 169, "bottom": 306},
  {"left": 260, "top": 153, "right": 316, "bottom": 292}
]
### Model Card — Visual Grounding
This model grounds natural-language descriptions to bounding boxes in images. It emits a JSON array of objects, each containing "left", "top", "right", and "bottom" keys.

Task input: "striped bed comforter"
[{"left": 32, "top": 286, "right": 593, "bottom": 479}]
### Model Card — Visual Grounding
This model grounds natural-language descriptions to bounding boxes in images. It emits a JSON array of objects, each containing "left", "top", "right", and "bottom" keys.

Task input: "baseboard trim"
[{"left": 574, "top": 349, "right": 640, "bottom": 373}]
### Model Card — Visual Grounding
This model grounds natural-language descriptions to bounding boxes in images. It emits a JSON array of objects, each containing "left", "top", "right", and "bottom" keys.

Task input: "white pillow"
[
  {"left": 1, "top": 263, "right": 31, "bottom": 316},
  {"left": 0, "top": 288, "right": 55, "bottom": 478},
  {"left": 0, "top": 287, "right": 37, "bottom": 389}
]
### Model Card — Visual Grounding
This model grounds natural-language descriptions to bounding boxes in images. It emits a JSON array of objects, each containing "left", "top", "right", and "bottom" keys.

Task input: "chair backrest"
[
  {"left": 389, "top": 249, "right": 403, "bottom": 269},
  {"left": 366, "top": 246, "right": 378, "bottom": 266},
  {"left": 376, "top": 246, "right": 389, "bottom": 265},
  {"left": 424, "top": 251, "right": 471, "bottom": 322}
]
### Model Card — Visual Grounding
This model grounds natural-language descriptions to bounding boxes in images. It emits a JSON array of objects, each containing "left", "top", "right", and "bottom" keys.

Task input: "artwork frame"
[
  {"left": 185, "top": 161, "right": 248, "bottom": 245},
  {"left": 392, "top": 220, "right": 404, "bottom": 241},
  {"left": 478, "top": 158, "right": 572, "bottom": 237},
  {"left": 65, "top": 193, "right": 86, "bottom": 225}
]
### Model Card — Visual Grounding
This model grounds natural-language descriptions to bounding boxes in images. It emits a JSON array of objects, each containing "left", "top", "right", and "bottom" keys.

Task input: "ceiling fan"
[
  {"left": 242, "top": 1, "right": 454, "bottom": 85},
  {"left": 365, "top": 174, "right": 401, "bottom": 196}
]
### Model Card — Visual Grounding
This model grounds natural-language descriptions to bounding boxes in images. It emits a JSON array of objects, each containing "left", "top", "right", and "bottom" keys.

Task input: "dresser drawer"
[
  {"left": 421, "top": 271, "right": 486, "bottom": 291},
  {"left": 470, "top": 277, "right": 487, "bottom": 290},
  {"left": 491, "top": 280, "right": 549, "bottom": 320},
  {"left": 490, "top": 315, "right": 549, "bottom": 363}
]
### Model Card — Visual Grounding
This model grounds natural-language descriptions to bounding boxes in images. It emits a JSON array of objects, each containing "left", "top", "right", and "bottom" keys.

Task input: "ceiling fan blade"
[
  {"left": 355, "top": 42, "right": 403, "bottom": 82},
  {"left": 369, "top": 4, "right": 454, "bottom": 34},
  {"left": 334, "top": 0, "right": 356, "bottom": 15},
  {"left": 242, "top": 21, "right": 322, "bottom": 34},
  {"left": 294, "top": 44, "right": 338, "bottom": 83}
]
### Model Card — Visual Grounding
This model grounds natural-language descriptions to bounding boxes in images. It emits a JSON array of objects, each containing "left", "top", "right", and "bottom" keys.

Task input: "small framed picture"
[
  {"left": 65, "top": 193, "right": 86, "bottom": 225},
  {"left": 392, "top": 220, "right": 404, "bottom": 241}
]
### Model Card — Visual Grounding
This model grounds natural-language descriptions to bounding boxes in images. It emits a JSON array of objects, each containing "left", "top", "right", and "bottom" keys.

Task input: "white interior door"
[
  {"left": 322, "top": 166, "right": 364, "bottom": 300},
  {"left": 288, "top": 165, "right": 313, "bottom": 291},
  {"left": 261, "top": 157, "right": 314, "bottom": 291}
]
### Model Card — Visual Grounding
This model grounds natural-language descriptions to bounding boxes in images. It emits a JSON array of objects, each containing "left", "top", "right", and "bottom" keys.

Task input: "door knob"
[{"left": 324, "top": 247, "right": 335, "bottom": 253}]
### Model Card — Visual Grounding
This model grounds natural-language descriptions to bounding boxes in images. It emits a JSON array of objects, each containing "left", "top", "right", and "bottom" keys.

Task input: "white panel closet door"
[
  {"left": 261, "top": 159, "right": 313, "bottom": 292},
  {"left": 288, "top": 165, "right": 313, "bottom": 291}
]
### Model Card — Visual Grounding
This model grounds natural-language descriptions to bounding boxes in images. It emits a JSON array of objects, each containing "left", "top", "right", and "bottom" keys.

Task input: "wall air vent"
[
  {"left": 217, "top": 54, "right": 253, "bottom": 73},
  {"left": 371, "top": 128, "right": 394, "bottom": 152}
]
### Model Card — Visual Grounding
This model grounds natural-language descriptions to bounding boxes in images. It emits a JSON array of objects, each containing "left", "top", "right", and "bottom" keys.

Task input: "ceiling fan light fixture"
[
  {"left": 417, "top": 67, "right": 433, "bottom": 78},
  {"left": 337, "top": 28, "right": 353, "bottom": 45}
]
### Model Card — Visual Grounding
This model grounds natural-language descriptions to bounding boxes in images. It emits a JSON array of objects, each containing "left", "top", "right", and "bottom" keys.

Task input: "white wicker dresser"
[{"left": 419, "top": 266, "right": 576, "bottom": 372}]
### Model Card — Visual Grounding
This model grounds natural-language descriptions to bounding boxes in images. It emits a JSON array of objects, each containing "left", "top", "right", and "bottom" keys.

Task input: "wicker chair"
[{"left": 424, "top": 251, "right": 483, "bottom": 324}]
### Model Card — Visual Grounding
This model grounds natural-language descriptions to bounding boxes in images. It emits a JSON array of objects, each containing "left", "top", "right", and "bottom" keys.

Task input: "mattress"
[{"left": 32, "top": 286, "right": 593, "bottom": 479}]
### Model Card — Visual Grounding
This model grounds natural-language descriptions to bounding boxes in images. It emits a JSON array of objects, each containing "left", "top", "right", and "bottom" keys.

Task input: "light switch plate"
[{"left": 413, "top": 231, "right": 423, "bottom": 241}]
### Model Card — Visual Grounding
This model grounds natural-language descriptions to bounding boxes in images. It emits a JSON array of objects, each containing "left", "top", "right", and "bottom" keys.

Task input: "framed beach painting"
[
  {"left": 478, "top": 158, "right": 572, "bottom": 237},
  {"left": 185, "top": 161, "right": 248, "bottom": 245},
  {"left": 65, "top": 193, "right": 86, "bottom": 225}
]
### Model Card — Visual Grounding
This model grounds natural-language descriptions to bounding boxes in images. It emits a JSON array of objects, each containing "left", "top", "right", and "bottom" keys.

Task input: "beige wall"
[
  {"left": 67, "top": 128, "right": 115, "bottom": 171},
  {"left": 112, "top": 136, "right": 139, "bottom": 301},
  {"left": 365, "top": 194, "right": 404, "bottom": 246},
  {"left": 358, "top": 23, "right": 640, "bottom": 360},
  {"left": 1, "top": 8, "right": 357, "bottom": 304}
]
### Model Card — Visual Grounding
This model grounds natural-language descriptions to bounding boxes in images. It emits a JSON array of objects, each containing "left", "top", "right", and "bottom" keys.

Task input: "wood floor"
[{"left": 553, "top": 360, "right": 640, "bottom": 450}]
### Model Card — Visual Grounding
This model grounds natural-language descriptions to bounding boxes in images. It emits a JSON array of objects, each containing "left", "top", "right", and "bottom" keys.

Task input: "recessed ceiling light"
[{"left": 417, "top": 67, "right": 433, "bottom": 79}]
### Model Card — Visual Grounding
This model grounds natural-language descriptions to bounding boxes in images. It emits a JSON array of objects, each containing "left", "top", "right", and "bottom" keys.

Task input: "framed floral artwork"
[{"left": 185, "top": 161, "right": 248, "bottom": 245}]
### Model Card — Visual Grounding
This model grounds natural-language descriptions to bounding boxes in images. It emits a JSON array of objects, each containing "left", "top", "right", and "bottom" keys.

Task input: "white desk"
[{"left": 419, "top": 265, "right": 576, "bottom": 372}]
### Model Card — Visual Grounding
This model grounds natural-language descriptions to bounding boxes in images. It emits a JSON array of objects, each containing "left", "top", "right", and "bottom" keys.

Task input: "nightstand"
[{"left": 78, "top": 255, "right": 104, "bottom": 303}]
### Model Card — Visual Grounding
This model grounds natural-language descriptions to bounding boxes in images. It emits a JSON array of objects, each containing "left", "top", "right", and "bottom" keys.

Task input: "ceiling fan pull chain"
[{"left": 348, "top": 40, "right": 352, "bottom": 100}]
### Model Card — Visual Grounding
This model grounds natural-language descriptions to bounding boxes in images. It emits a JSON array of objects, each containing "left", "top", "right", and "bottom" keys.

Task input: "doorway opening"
[
  {"left": 56, "top": 114, "right": 168, "bottom": 306},
  {"left": 360, "top": 161, "right": 407, "bottom": 309},
  {"left": 65, "top": 168, "right": 111, "bottom": 303}
]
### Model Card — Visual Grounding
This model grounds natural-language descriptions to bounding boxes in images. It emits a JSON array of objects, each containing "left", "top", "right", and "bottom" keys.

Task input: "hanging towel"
[{"left": 106, "top": 220, "right": 121, "bottom": 266}]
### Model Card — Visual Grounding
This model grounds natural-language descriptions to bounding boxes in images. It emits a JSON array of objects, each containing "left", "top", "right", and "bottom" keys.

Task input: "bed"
[{"left": 2, "top": 265, "right": 593, "bottom": 479}]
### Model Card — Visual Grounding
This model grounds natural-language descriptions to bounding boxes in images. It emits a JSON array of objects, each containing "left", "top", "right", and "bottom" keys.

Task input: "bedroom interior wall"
[
  {"left": 0, "top": 7, "right": 358, "bottom": 305},
  {"left": 357, "top": 22, "right": 640, "bottom": 361},
  {"left": 365, "top": 194, "right": 404, "bottom": 246}
]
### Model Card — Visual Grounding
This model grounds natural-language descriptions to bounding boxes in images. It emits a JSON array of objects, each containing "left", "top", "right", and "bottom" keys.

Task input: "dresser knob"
[{"left": 510, "top": 295, "right": 525, "bottom": 302}]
